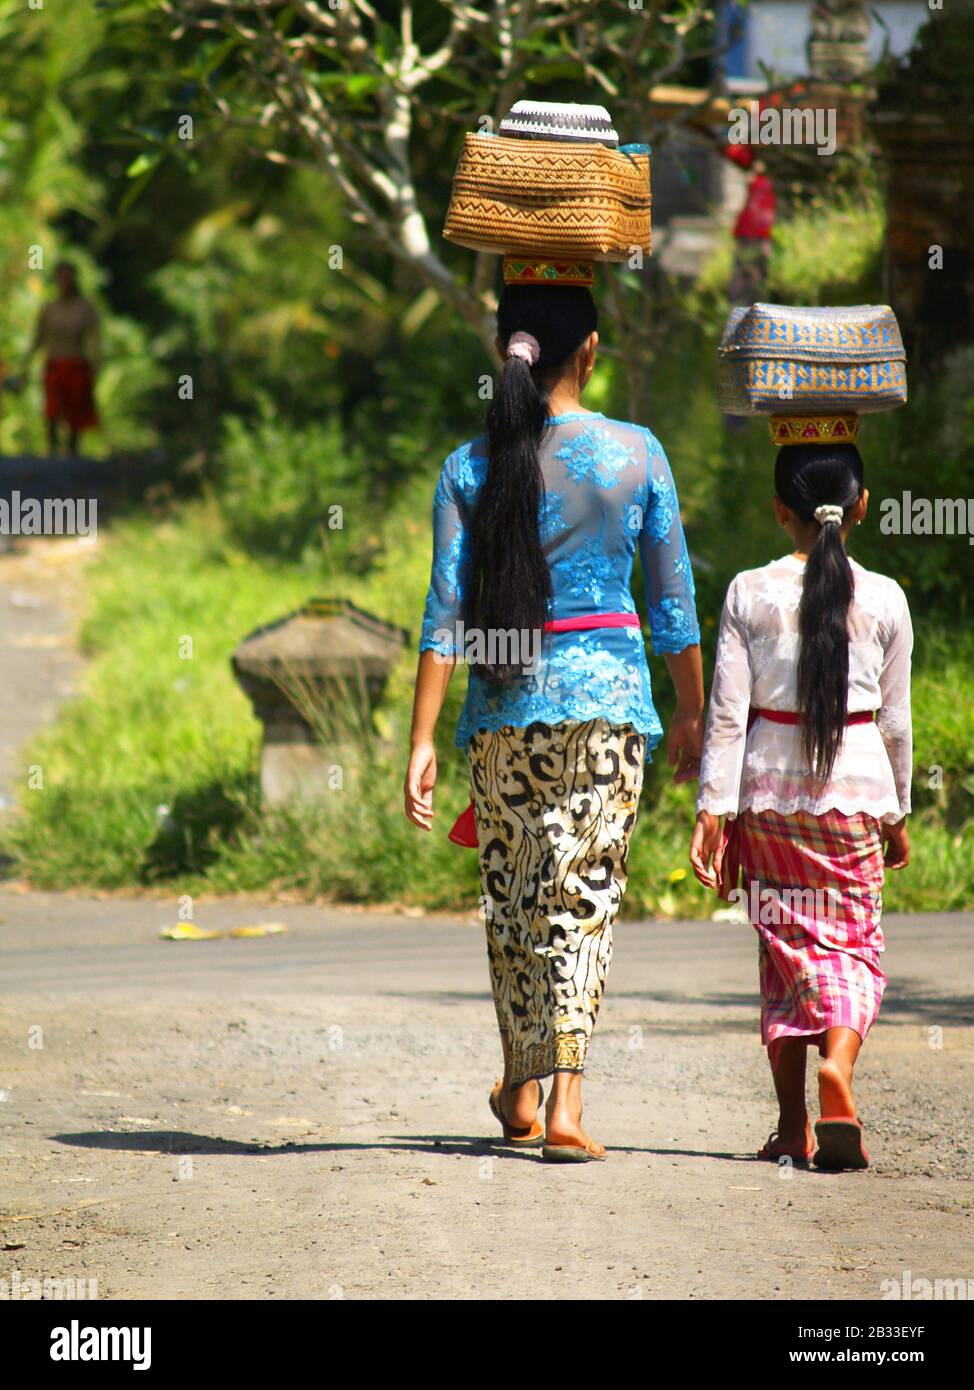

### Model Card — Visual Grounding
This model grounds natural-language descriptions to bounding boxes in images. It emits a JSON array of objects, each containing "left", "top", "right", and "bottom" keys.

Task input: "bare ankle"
[{"left": 778, "top": 1110, "right": 810, "bottom": 1134}]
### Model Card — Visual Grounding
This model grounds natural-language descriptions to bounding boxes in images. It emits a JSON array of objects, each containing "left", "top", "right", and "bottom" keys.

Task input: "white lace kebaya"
[{"left": 697, "top": 554, "right": 913, "bottom": 824}]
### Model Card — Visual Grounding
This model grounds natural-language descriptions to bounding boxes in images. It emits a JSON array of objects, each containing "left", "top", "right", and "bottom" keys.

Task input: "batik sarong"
[{"left": 467, "top": 718, "right": 645, "bottom": 1086}]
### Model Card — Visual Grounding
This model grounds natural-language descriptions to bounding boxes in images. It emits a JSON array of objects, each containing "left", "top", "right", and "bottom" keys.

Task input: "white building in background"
[
  {"left": 722, "top": 0, "right": 930, "bottom": 83},
  {"left": 653, "top": 0, "right": 931, "bottom": 272}
]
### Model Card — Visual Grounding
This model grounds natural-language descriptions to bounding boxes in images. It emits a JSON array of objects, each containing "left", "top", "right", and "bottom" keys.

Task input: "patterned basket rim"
[
  {"left": 719, "top": 345, "right": 906, "bottom": 362},
  {"left": 720, "top": 401, "right": 906, "bottom": 417},
  {"left": 448, "top": 197, "right": 651, "bottom": 216},
  {"left": 443, "top": 236, "right": 646, "bottom": 262},
  {"left": 724, "top": 301, "right": 897, "bottom": 320},
  {"left": 444, "top": 242, "right": 645, "bottom": 263},
  {"left": 455, "top": 134, "right": 649, "bottom": 177},
  {"left": 463, "top": 131, "right": 647, "bottom": 153},
  {"left": 719, "top": 304, "right": 904, "bottom": 356}
]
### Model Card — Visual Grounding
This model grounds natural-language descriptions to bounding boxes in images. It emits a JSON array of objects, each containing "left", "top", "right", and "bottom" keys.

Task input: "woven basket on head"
[
  {"left": 717, "top": 303, "right": 908, "bottom": 416},
  {"left": 443, "top": 133, "right": 651, "bottom": 262}
]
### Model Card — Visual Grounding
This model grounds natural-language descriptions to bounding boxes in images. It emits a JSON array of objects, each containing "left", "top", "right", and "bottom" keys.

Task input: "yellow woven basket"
[{"left": 443, "top": 133, "right": 651, "bottom": 262}]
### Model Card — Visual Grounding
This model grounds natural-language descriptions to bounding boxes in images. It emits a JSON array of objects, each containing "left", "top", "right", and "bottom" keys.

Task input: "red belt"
[
  {"left": 716, "top": 706, "right": 879, "bottom": 899},
  {"left": 749, "top": 706, "right": 876, "bottom": 729},
  {"left": 448, "top": 612, "right": 640, "bottom": 848}
]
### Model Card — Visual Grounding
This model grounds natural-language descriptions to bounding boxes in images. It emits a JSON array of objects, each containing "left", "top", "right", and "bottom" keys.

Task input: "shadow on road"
[
  {"left": 46, "top": 1130, "right": 919, "bottom": 1175},
  {"left": 383, "top": 983, "right": 973, "bottom": 1028},
  {"left": 50, "top": 1129, "right": 848, "bottom": 1170},
  {"left": 878, "top": 981, "right": 974, "bottom": 1025},
  {"left": 50, "top": 1129, "right": 537, "bottom": 1161}
]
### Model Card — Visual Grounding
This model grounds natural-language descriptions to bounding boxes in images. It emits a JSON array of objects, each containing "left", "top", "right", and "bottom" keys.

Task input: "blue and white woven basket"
[{"left": 717, "top": 303, "right": 908, "bottom": 416}]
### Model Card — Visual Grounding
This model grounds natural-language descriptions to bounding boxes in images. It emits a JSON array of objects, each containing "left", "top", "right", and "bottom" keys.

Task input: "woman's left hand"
[
  {"left": 668, "top": 709, "right": 704, "bottom": 784},
  {"left": 882, "top": 816, "right": 910, "bottom": 870},
  {"left": 404, "top": 741, "right": 437, "bottom": 830}
]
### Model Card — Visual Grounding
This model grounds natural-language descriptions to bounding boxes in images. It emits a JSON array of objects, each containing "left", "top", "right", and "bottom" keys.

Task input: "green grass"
[
  {"left": 0, "top": 496, "right": 481, "bottom": 905},
  {"left": 2, "top": 494, "right": 971, "bottom": 918}
]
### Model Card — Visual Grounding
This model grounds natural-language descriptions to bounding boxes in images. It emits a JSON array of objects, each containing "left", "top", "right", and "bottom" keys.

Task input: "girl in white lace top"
[
  {"left": 695, "top": 553, "right": 913, "bottom": 825},
  {"left": 690, "top": 442, "right": 912, "bottom": 1173}
]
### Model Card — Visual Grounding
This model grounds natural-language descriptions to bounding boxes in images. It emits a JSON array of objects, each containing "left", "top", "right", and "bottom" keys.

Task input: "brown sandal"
[
  {"left": 814, "top": 1118, "right": 870, "bottom": 1170},
  {"left": 489, "top": 1079, "right": 545, "bottom": 1147},
  {"left": 544, "top": 1139, "right": 603, "bottom": 1162},
  {"left": 542, "top": 1138, "right": 606, "bottom": 1163},
  {"left": 757, "top": 1131, "right": 813, "bottom": 1164}
]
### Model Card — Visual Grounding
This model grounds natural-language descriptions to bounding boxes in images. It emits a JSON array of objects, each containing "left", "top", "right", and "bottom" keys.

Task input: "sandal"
[
  {"left": 489, "top": 1079, "right": 545, "bottom": 1147},
  {"left": 813, "top": 1118, "right": 870, "bottom": 1170},
  {"left": 757, "top": 1131, "right": 814, "bottom": 1164},
  {"left": 542, "top": 1134, "right": 607, "bottom": 1163}
]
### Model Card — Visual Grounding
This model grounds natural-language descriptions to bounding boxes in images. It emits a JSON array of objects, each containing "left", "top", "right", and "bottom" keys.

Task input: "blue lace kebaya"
[{"left": 420, "top": 411, "right": 700, "bottom": 761}]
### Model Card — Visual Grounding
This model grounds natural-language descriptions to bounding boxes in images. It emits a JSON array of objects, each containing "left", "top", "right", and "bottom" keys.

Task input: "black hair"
[
  {"left": 464, "top": 283, "right": 598, "bottom": 686},
  {"left": 774, "top": 443, "right": 865, "bottom": 783}
]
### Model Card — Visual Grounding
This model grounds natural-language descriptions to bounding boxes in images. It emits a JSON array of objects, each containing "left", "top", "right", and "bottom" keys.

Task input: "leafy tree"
[
  {"left": 0, "top": 0, "right": 165, "bottom": 454},
  {"left": 147, "top": 0, "right": 723, "bottom": 413}
]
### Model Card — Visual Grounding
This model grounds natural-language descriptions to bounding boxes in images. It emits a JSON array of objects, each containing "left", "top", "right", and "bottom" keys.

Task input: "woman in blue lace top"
[{"left": 405, "top": 282, "right": 703, "bottom": 1161}]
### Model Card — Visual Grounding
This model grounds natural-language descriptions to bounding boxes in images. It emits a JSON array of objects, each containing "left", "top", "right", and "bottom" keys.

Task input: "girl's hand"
[
  {"left": 689, "top": 810, "right": 723, "bottom": 890},
  {"left": 404, "top": 741, "right": 437, "bottom": 831},
  {"left": 883, "top": 817, "right": 910, "bottom": 870},
  {"left": 668, "top": 708, "right": 704, "bottom": 784}
]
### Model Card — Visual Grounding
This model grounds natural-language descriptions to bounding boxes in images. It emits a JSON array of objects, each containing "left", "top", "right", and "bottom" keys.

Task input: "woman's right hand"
[
  {"left": 404, "top": 741, "right": 437, "bottom": 831},
  {"left": 883, "top": 817, "right": 910, "bottom": 870},
  {"left": 668, "top": 708, "right": 704, "bottom": 784},
  {"left": 690, "top": 810, "right": 723, "bottom": 890}
]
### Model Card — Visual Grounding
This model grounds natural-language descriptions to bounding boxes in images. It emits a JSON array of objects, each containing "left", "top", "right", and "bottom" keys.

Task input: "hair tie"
[
  {"left": 506, "top": 331, "right": 540, "bottom": 366},
  {"left": 813, "top": 504, "right": 845, "bottom": 527}
]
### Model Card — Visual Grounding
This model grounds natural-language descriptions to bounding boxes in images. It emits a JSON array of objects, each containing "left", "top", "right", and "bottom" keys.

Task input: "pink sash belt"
[
  {"left": 448, "top": 612, "right": 640, "bottom": 848},
  {"left": 543, "top": 613, "right": 640, "bottom": 633}
]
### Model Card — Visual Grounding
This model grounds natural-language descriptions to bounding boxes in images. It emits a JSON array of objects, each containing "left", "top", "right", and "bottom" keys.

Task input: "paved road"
[
  {"left": 0, "top": 450, "right": 165, "bottom": 809},
  {"left": 1, "top": 892, "right": 971, "bottom": 1300},
  {"left": 0, "top": 539, "right": 86, "bottom": 813}
]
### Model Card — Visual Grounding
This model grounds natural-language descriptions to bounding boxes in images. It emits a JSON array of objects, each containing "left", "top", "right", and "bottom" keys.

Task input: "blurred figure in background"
[
  {"left": 715, "top": 142, "right": 775, "bottom": 432},
  {"left": 721, "top": 144, "right": 775, "bottom": 307},
  {"left": 23, "top": 261, "right": 101, "bottom": 457}
]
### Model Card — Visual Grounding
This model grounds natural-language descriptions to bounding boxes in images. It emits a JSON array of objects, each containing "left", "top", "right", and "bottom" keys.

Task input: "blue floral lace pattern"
[
  {"left": 456, "top": 629, "right": 665, "bottom": 754},
  {"left": 419, "top": 413, "right": 700, "bottom": 760},
  {"left": 539, "top": 490, "right": 569, "bottom": 542},
  {"left": 555, "top": 424, "right": 638, "bottom": 487},
  {"left": 551, "top": 519, "right": 616, "bottom": 606}
]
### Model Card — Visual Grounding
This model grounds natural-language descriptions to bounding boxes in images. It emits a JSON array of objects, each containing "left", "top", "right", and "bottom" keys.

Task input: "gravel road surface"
[{"left": 2, "top": 893, "right": 971, "bottom": 1301}]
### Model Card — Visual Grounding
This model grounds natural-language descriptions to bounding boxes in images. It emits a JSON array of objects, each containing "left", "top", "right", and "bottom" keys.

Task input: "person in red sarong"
[
  {"left": 721, "top": 142, "right": 776, "bottom": 305},
  {"left": 24, "top": 261, "right": 101, "bottom": 457}
]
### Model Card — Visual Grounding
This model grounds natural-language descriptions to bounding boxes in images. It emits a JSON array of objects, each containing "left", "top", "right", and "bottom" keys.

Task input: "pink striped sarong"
[{"left": 735, "top": 808, "right": 887, "bottom": 1051}]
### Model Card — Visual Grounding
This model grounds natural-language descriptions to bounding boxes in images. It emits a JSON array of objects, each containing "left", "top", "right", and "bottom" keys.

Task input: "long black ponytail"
[
  {"left": 464, "top": 284, "right": 598, "bottom": 687},
  {"left": 774, "top": 443, "right": 865, "bottom": 784}
]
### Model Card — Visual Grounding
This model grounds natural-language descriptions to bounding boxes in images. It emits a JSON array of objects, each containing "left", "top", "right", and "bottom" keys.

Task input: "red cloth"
[
  {"left": 718, "top": 134, "right": 776, "bottom": 239},
  {"left": 448, "top": 801, "right": 478, "bottom": 848},
  {"left": 721, "top": 142, "right": 756, "bottom": 171},
  {"left": 44, "top": 357, "right": 98, "bottom": 431},
  {"left": 734, "top": 172, "right": 775, "bottom": 240}
]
